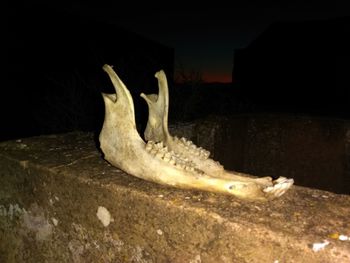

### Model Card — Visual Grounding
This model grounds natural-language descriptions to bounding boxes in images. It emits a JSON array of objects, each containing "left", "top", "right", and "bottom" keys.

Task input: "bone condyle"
[{"left": 99, "top": 64, "right": 294, "bottom": 201}]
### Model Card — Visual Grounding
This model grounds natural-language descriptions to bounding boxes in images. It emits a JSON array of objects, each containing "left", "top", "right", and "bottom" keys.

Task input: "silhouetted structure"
[
  {"left": 4, "top": 4, "right": 174, "bottom": 140},
  {"left": 234, "top": 16, "right": 350, "bottom": 118}
]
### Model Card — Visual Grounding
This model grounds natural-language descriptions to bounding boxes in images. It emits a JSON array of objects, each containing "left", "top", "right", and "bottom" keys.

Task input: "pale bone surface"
[{"left": 99, "top": 64, "right": 294, "bottom": 201}]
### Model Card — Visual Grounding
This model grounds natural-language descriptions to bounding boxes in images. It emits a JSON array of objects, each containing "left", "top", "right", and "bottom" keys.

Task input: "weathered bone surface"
[{"left": 99, "top": 64, "right": 294, "bottom": 201}]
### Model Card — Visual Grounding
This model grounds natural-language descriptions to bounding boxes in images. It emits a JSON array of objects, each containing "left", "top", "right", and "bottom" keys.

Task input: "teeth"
[
  {"left": 156, "top": 152, "right": 164, "bottom": 159},
  {"left": 145, "top": 143, "right": 152, "bottom": 152},
  {"left": 215, "top": 161, "right": 222, "bottom": 167},
  {"left": 156, "top": 142, "right": 163, "bottom": 149},
  {"left": 163, "top": 155, "right": 171, "bottom": 162},
  {"left": 169, "top": 158, "right": 176, "bottom": 165},
  {"left": 164, "top": 152, "right": 172, "bottom": 159},
  {"left": 185, "top": 166, "right": 195, "bottom": 172},
  {"left": 199, "top": 149, "right": 210, "bottom": 159},
  {"left": 150, "top": 149, "right": 158, "bottom": 156},
  {"left": 196, "top": 169, "right": 204, "bottom": 175},
  {"left": 176, "top": 163, "right": 185, "bottom": 169}
]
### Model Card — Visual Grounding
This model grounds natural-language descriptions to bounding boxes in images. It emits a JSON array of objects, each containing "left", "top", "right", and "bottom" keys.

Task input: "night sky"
[
  {"left": 3, "top": 1, "right": 349, "bottom": 140},
  {"left": 53, "top": 1, "right": 346, "bottom": 83}
]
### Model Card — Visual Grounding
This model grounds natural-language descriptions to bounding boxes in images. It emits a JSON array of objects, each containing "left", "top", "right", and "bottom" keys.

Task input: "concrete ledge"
[{"left": 1, "top": 132, "right": 349, "bottom": 262}]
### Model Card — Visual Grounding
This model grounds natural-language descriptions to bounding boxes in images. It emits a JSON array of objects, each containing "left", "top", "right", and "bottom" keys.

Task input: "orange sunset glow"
[{"left": 202, "top": 71, "right": 233, "bottom": 83}]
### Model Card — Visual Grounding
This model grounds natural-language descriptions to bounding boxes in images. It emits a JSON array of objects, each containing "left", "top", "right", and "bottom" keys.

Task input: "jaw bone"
[
  {"left": 99, "top": 64, "right": 293, "bottom": 201},
  {"left": 140, "top": 69, "right": 294, "bottom": 199}
]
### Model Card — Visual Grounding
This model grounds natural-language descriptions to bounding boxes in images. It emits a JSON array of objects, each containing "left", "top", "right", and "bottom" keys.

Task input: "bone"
[
  {"left": 162, "top": 155, "right": 171, "bottom": 163},
  {"left": 140, "top": 67, "right": 294, "bottom": 200},
  {"left": 169, "top": 158, "right": 176, "bottom": 165},
  {"left": 155, "top": 152, "right": 164, "bottom": 159},
  {"left": 145, "top": 143, "right": 153, "bottom": 152},
  {"left": 99, "top": 64, "right": 294, "bottom": 201}
]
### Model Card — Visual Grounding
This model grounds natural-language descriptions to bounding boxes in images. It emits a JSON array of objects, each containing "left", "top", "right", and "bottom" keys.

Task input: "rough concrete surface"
[{"left": 0, "top": 131, "right": 349, "bottom": 262}]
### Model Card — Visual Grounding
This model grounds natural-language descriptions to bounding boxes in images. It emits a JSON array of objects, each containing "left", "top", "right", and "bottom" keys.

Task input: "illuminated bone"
[
  {"left": 99, "top": 64, "right": 293, "bottom": 201},
  {"left": 140, "top": 69, "right": 294, "bottom": 198}
]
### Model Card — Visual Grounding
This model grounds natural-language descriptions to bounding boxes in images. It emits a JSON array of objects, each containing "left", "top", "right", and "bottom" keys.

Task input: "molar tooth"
[
  {"left": 190, "top": 144, "right": 196, "bottom": 150},
  {"left": 145, "top": 143, "right": 152, "bottom": 152},
  {"left": 163, "top": 156, "right": 171, "bottom": 162},
  {"left": 156, "top": 142, "right": 163, "bottom": 149},
  {"left": 169, "top": 156, "right": 176, "bottom": 165},
  {"left": 185, "top": 166, "right": 195, "bottom": 172},
  {"left": 200, "top": 149, "right": 210, "bottom": 157},
  {"left": 150, "top": 149, "right": 158, "bottom": 156},
  {"left": 176, "top": 163, "right": 185, "bottom": 169},
  {"left": 177, "top": 159, "right": 185, "bottom": 165},
  {"left": 156, "top": 152, "right": 164, "bottom": 159},
  {"left": 215, "top": 161, "right": 221, "bottom": 166}
]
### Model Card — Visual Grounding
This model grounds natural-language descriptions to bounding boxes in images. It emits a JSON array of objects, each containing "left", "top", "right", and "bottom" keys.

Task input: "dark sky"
[
  {"left": 52, "top": 1, "right": 346, "bottom": 83},
  {"left": 14, "top": 1, "right": 347, "bottom": 83},
  {"left": 3, "top": 1, "right": 349, "bottom": 141}
]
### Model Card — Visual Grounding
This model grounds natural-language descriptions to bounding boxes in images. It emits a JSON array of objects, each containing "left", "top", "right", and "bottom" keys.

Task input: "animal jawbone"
[{"left": 99, "top": 64, "right": 294, "bottom": 201}]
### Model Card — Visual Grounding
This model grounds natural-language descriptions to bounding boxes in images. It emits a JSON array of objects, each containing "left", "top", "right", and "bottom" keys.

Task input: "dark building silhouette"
[
  {"left": 4, "top": 5, "right": 174, "bottom": 140},
  {"left": 233, "top": 16, "right": 350, "bottom": 118}
]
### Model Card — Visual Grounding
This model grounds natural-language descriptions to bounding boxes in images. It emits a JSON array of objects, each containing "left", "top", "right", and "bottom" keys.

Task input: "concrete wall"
[
  {"left": 1, "top": 131, "right": 349, "bottom": 262},
  {"left": 171, "top": 114, "right": 350, "bottom": 195}
]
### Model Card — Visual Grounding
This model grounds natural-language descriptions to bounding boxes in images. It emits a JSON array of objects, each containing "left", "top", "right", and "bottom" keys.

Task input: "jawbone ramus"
[{"left": 99, "top": 64, "right": 294, "bottom": 201}]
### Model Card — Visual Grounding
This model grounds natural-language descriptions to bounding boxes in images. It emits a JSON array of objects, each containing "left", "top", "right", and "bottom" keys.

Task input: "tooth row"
[
  {"left": 174, "top": 136, "right": 210, "bottom": 160},
  {"left": 145, "top": 140, "right": 201, "bottom": 174}
]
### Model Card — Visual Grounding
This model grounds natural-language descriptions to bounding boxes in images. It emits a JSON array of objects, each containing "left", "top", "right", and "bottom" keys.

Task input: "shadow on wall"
[{"left": 180, "top": 114, "right": 350, "bottom": 195}]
